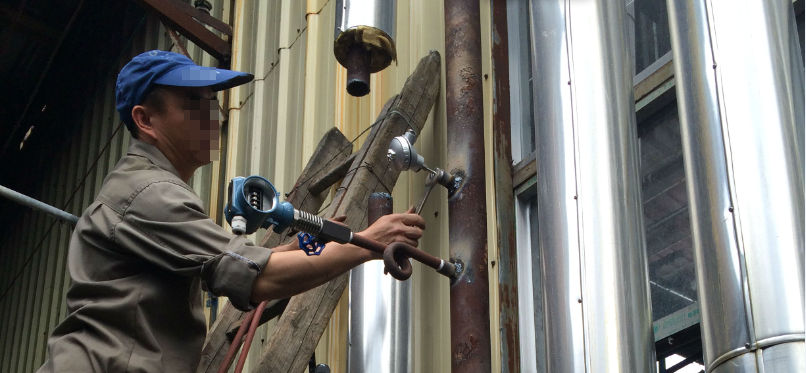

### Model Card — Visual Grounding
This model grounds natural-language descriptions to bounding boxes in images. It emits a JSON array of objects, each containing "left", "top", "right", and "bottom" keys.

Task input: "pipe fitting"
[
  {"left": 334, "top": 0, "right": 398, "bottom": 97},
  {"left": 383, "top": 242, "right": 414, "bottom": 280}
]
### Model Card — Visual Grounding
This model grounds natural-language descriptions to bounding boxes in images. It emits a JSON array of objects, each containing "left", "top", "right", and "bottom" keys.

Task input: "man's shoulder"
[{"left": 97, "top": 154, "right": 198, "bottom": 214}]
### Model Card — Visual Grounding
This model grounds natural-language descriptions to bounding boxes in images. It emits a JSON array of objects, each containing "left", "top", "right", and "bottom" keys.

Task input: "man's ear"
[{"left": 131, "top": 105, "right": 158, "bottom": 142}]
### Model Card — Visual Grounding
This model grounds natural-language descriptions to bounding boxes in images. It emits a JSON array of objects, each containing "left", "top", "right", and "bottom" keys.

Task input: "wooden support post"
[
  {"left": 253, "top": 51, "right": 441, "bottom": 373},
  {"left": 196, "top": 127, "right": 353, "bottom": 373}
]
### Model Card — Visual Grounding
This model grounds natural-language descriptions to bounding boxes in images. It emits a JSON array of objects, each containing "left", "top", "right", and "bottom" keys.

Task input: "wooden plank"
[
  {"left": 307, "top": 152, "right": 356, "bottom": 196},
  {"left": 253, "top": 50, "right": 442, "bottom": 373},
  {"left": 196, "top": 127, "right": 352, "bottom": 373}
]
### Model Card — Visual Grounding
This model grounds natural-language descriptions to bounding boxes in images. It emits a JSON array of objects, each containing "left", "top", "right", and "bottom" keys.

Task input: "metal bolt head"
[
  {"left": 403, "top": 129, "right": 418, "bottom": 144},
  {"left": 387, "top": 149, "right": 396, "bottom": 161}
]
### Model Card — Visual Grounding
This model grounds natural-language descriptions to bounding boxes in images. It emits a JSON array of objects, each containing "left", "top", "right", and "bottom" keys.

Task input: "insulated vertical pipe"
[
  {"left": 531, "top": 0, "right": 655, "bottom": 372},
  {"left": 667, "top": 0, "right": 805, "bottom": 372},
  {"left": 348, "top": 193, "right": 411, "bottom": 373},
  {"left": 444, "top": 0, "right": 492, "bottom": 372}
]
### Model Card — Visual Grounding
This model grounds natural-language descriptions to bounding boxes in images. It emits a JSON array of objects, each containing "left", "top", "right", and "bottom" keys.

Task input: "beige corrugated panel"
[
  {"left": 226, "top": 0, "right": 309, "bottom": 370},
  {"left": 182, "top": 0, "right": 229, "bottom": 329},
  {"left": 0, "top": 13, "right": 204, "bottom": 371},
  {"left": 479, "top": 0, "right": 502, "bottom": 371},
  {"left": 220, "top": 0, "right": 503, "bottom": 372}
]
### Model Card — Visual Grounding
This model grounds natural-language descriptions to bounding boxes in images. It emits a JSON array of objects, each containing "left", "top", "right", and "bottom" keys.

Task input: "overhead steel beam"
[{"left": 130, "top": 0, "right": 232, "bottom": 62}]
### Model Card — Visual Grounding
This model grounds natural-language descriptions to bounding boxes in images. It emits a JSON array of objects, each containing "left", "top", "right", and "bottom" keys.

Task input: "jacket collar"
[{"left": 127, "top": 138, "right": 183, "bottom": 180}]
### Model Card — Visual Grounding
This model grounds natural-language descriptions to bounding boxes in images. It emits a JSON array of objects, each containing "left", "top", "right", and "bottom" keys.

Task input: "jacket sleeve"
[{"left": 110, "top": 180, "right": 273, "bottom": 311}]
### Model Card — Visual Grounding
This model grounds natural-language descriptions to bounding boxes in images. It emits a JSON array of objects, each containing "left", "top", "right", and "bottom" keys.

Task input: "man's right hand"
[{"left": 357, "top": 206, "right": 425, "bottom": 256}]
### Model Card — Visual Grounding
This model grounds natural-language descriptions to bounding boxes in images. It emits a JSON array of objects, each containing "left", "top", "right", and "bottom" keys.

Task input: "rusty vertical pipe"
[
  {"left": 444, "top": 0, "right": 492, "bottom": 372},
  {"left": 367, "top": 192, "right": 393, "bottom": 225},
  {"left": 346, "top": 44, "right": 371, "bottom": 97}
]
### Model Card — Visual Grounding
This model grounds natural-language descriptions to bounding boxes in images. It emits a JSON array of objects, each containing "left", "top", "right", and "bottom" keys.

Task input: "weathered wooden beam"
[
  {"left": 253, "top": 50, "right": 441, "bottom": 373},
  {"left": 196, "top": 127, "right": 352, "bottom": 373},
  {"left": 307, "top": 152, "right": 357, "bottom": 196}
]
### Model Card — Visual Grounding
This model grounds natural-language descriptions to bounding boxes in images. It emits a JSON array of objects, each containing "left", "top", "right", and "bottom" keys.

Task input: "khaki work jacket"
[{"left": 38, "top": 138, "right": 272, "bottom": 373}]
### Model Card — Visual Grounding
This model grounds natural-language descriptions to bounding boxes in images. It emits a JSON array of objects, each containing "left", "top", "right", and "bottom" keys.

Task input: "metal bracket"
[{"left": 130, "top": 0, "right": 232, "bottom": 62}]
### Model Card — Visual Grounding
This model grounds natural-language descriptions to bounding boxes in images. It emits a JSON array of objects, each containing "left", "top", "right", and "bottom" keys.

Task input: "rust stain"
[
  {"left": 490, "top": 0, "right": 521, "bottom": 370},
  {"left": 453, "top": 333, "right": 481, "bottom": 366}
]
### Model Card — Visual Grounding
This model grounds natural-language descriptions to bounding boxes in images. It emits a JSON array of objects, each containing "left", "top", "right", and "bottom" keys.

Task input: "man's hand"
[
  {"left": 357, "top": 206, "right": 425, "bottom": 258},
  {"left": 252, "top": 208, "right": 426, "bottom": 302}
]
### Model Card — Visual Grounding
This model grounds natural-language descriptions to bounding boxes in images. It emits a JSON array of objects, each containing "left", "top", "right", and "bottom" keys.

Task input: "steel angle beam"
[{"left": 130, "top": 0, "right": 232, "bottom": 62}]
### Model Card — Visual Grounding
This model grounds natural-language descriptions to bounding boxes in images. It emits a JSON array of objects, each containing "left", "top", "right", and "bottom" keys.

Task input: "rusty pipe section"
[
  {"left": 334, "top": 0, "right": 397, "bottom": 97},
  {"left": 348, "top": 234, "right": 456, "bottom": 280},
  {"left": 346, "top": 44, "right": 371, "bottom": 97},
  {"left": 368, "top": 192, "right": 393, "bottom": 225},
  {"left": 444, "top": 0, "right": 492, "bottom": 371}
]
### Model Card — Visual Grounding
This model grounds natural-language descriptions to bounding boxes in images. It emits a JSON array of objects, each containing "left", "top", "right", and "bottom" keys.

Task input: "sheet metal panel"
[
  {"left": 668, "top": 0, "right": 805, "bottom": 371},
  {"left": 22, "top": 199, "right": 47, "bottom": 372},
  {"left": 531, "top": 0, "right": 656, "bottom": 372},
  {"left": 0, "top": 12, "right": 184, "bottom": 370},
  {"left": 225, "top": 1, "right": 308, "bottom": 371},
  {"left": 12, "top": 176, "right": 39, "bottom": 373},
  {"left": 707, "top": 0, "right": 805, "bottom": 344},
  {"left": 31, "top": 165, "right": 62, "bottom": 370},
  {"left": 4, "top": 211, "right": 30, "bottom": 373},
  {"left": 666, "top": 0, "right": 750, "bottom": 364},
  {"left": 307, "top": 1, "right": 349, "bottom": 368}
]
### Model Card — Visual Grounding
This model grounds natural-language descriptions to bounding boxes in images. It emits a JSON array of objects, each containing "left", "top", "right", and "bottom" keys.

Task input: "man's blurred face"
[{"left": 153, "top": 86, "right": 220, "bottom": 166}]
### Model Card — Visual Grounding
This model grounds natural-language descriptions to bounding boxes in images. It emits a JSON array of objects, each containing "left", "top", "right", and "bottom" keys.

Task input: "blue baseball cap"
[{"left": 115, "top": 50, "right": 254, "bottom": 128}]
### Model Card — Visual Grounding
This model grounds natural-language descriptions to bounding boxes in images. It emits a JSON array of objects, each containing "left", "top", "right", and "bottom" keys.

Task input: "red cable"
[
  {"left": 233, "top": 300, "right": 269, "bottom": 373},
  {"left": 217, "top": 308, "right": 256, "bottom": 373}
]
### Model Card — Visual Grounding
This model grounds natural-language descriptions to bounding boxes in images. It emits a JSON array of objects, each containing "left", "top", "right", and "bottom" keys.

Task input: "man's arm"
[{"left": 250, "top": 209, "right": 424, "bottom": 302}]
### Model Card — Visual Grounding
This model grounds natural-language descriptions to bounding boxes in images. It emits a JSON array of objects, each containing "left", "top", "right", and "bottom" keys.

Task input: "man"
[{"left": 38, "top": 51, "right": 425, "bottom": 373}]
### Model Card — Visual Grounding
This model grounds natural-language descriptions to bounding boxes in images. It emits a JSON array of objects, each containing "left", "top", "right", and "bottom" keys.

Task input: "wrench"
[
  {"left": 414, "top": 169, "right": 455, "bottom": 215},
  {"left": 415, "top": 174, "right": 439, "bottom": 215}
]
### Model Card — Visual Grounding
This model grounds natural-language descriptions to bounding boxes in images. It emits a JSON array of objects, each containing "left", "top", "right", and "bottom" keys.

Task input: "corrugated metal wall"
[
  {"left": 225, "top": 1, "right": 501, "bottom": 372},
  {"left": 0, "top": 0, "right": 504, "bottom": 372},
  {"left": 0, "top": 4, "right": 225, "bottom": 370}
]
